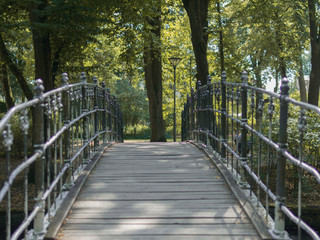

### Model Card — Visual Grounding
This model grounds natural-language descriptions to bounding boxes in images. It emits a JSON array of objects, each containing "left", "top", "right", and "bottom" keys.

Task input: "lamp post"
[{"left": 169, "top": 57, "right": 182, "bottom": 142}]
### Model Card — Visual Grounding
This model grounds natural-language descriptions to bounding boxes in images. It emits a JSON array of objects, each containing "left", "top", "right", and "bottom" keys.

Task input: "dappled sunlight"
[{"left": 58, "top": 143, "right": 263, "bottom": 239}]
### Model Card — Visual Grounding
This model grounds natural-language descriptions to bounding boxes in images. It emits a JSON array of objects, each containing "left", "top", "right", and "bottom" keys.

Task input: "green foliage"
[{"left": 114, "top": 79, "right": 149, "bottom": 130}]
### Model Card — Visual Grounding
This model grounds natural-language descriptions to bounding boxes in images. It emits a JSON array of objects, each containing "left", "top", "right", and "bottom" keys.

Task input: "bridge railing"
[
  {"left": 182, "top": 72, "right": 320, "bottom": 240},
  {"left": 0, "top": 73, "right": 123, "bottom": 240}
]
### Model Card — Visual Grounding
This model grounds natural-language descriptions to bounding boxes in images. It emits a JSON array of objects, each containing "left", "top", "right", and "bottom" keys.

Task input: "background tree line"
[{"left": 0, "top": 0, "right": 319, "bottom": 141}]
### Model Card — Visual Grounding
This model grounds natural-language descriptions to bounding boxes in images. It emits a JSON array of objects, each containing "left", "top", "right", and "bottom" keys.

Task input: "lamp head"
[{"left": 169, "top": 57, "right": 182, "bottom": 67}]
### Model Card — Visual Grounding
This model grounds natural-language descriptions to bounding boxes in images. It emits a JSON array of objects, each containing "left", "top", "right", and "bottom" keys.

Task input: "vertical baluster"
[
  {"left": 240, "top": 71, "right": 248, "bottom": 188},
  {"left": 208, "top": 76, "right": 213, "bottom": 148},
  {"left": 226, "top": 86, "right": 230, "bottom": 166},
  {"left": 107, "top": 89, "right": 111, "bottom": 142},
  {"left": 297, "top": 109, "right": 306, "bottom": 240},
  {"left": 257, "top": 93, "right": 264, "bottom": 202},
  {"left": 214, "top": 85, "right": 219, "bottom": 151},
  {"left": 81, "top": 73, "right": 89, "bottom": 164},
  {"left": 93, "top": 76, "right": 99, "bottom": 150},
  {"left": 102, "top": 82, "right": 107, "bottom": 144},
  {"left": 266, "top": 96, "right": 275, "bottom": 222},
  {"left": 3, "top": 123, "right": 13, "bottom": 240},
  {"left": 57, "top": 92, "right": 63, "bottom": 198},
  {"left": 231, "top": 87, "right": 235, "bottom": 172},
  {"left": 51, "top": 95, "right": 58, "bottom": 210},
  {"left": 191, "top": 87, "right": 195, "bottom": 140},
  {"left": 69, "top": 88, "right": 75, "bottom": 178},
  {"left": 113, "top": 96, "right": 117, "bottom": 141},
  {"left": 45, "top": 96, "right": 52, "bottom": 220},
  {"left": 20, "top": 109, "right": 29, "bottom": 239},
  {"left": 274, "top": 77, "right": 289, "bottom": 237},
  {"left": 33, "top": 79, "right": 45, "bottom": 238},
  {"left": 236, "top": 86, "right": 240, "bottom": 173},
  {"left": 250, "top": 90, "right": 255, "bottom": 198},
  {"left": 221, "top": 71, "right": 227, "bottom": 162},
  {"left": 216, "top": 84, "right": 221, "bottom": 154},
  {"left": 61, "top": 73, "right": 72, "bottom": 190},
  {"left": 196, "top": 80, "right": 201, "bottom": 143}
]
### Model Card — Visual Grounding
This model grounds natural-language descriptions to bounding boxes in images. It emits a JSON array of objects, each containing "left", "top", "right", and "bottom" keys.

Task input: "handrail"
[
  {"left": 0, "top": 72, "right": 123, "bottom": 240},
  {"left": 182, "top": 72, "right": 320, "bottom": 240}
]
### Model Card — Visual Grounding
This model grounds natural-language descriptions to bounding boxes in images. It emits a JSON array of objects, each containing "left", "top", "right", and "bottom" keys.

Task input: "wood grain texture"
[{"left": 57, "top": 142, "right": 263, "bottom": 240}]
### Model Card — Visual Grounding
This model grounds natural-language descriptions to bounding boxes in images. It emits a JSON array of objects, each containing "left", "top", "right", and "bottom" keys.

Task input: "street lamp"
[{"left": 169, "top": 57, "right": 182, "bottom": 142}]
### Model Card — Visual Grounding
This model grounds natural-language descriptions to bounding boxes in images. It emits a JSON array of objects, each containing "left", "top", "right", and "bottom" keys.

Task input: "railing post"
[
  {"left": 113, "top": 96, "right": 117, "bottom": 141},
  {"left": 190, "top": 87, "right": 195, "bottom": 140},
  {"left": 185, "top": 95, "right": 190, "bottom": 141},
  {"left": 221, "top": 71, "right": 227, "bottom": 162},
  {"left": 107, "top": 89, "right": 112, "bottom": 142},
  {"left": 33, "top": 79, "right": 45, "bottom": 239},
  {"left": 61, "top": 73, "right": 73, "bottom": 189},
  {"left": 93, "top": 76, "right": 99, "bottom": 149},
  {"left": 102, "top": 82, "right": 107, "bottom": 144},
  {"left": 240, "top": 71, "right": 249, "bottom": 188},
  {"left": 81, "top": 72, "right": 90, "bottom": 163},
  {"left": 206, "top": 75, "right": 212, "bottom": 147},
  {"left": 196, "top": 80, "right": 201, "bottom": 142},
  {"left": 274, "top": 77, "right": 289, "bottom": 237}
]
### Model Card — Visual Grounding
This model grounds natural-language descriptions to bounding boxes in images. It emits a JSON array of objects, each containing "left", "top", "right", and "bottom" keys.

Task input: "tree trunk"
[
  {"left": 0, "top": 63, "right": 15, "bottom": 109},
  {"left": 144, "top": 12, "right": 166, "bottom": 142},
  {"left": 0, "top": 34, "right": 33, "bottom": 100},
  {"left": 307, "top": 0, "right": 320, "bottom": 106},
  {"left": 298, "top": 57, "right": 307, "bottom": 102},
  {"left": 274, "top": 69, "right": 279, "bottom": 93},
  {"left": 182, "top": 0, "right": 210, "bottom": 85},
  {"left": 275, "top": 30, "right": 287, "bottom": 79},
  {"left": 30, "top": 0, "right": 53, "bottom": 92},
  {"left": 217, "top": 1, "right": 225, "bottom": 73}
]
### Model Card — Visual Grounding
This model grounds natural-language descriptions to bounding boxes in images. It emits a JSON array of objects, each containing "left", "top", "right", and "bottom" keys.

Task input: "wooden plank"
[
  {"left": 73, "top": 199, "right": 239, "bottom": 208},
  {"left": 57, "top": 235, "right": 261, "bottom": 240},
  {"left": 77, "top": 192, "right": 234, "bottom": 201},
  {"left": 59, "top": 224, "right": 257, "bottom": 235},
  {"left": 64, "top": 217, "right": 251, "bottom": 225},
  {"left": 56, "top": 143, "right": 262, "bottom": 240}
]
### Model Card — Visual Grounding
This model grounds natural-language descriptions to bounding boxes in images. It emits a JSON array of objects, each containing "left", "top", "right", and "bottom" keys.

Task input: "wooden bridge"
[
  {"left": 1, "top": 72, "right": 320, "bottom": 240},
  {"left": 49, "top": 142, "right": 270, "bottom": 240}
]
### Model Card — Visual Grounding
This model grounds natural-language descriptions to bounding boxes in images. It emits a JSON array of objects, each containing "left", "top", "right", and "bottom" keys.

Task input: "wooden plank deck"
[{"left": 57, "top": 142, "right": 265, "bottom": 240}]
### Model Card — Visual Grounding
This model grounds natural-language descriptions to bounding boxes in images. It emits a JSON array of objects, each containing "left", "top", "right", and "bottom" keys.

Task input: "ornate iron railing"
[
  {"left": 182, "top": 72, "right": 320, "bottom": 240},
  {"left": 0, "top": 73, "right": 123, "bottom": 240}
]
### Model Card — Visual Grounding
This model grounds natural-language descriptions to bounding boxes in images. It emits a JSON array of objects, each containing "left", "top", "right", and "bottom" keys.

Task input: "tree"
[
  {"left": 30, "top": 0, "right": 53, "bottom": 92},
  {"left": 307, "top": 0, "right": 320, "bottom": 106},
  {"left": 144, "top": 3, "right": 167, "bottom": 142},
  {"left": 0, "top": 63, "right": 14, "bottom": 109},
  {"left": 182, "top": 0, "right": 210, "bottom": 85}
]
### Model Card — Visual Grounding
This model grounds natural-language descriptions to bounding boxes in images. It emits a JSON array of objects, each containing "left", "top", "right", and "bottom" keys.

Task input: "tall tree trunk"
[
  {"left": 0, "top": 63, "right": 15, "bottom": 109},
  {"left": 144, "top": 11, "right": 166, "bottom": 142},
  {"left": 307, "top": 0, "right": 320, "bottom": 106},
  {"left": 274, "top": 69, "right": 279, "bottom": 93},
  {"left": 182, "top": 0, "right": 210, "bottom": 85},
  {"left": 0, "top": 34, "right": 33, "bottom": 100},
  {"left": 217, "top": 1, "right": 225, "bottom": 73},
  {"left": 30, "top": 0, "right": 53, "bottom": 92},
  {"left": 298, "top": 57, "right": 307, "bottom": 102},
  {"left": 275, "top": 30, "right": 287, "bottom": 79}
]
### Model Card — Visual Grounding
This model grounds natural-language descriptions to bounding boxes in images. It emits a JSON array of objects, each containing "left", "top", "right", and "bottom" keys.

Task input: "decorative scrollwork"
[
  {"left": 57, "top": 92, "right": 63, "bottom": 111},
  {"left": 2, "top": 123, "right": 13, "bottom": 150},
  {"left": 298, "top": 109, "right": 307, "bottom": 133},
  {"left": 267, "top": 97, "right": 275, "bottom": 118},
  {"left": 250, "top": 91, "right": 255, "bottom": 108},
  {"left": 45, "top": 96, "right": 52, "bottom": 118},
  {"left": 20, "top": 109, "right": 29, "bottom": 135},
  {"left": 52, "top": 94, "right": 58, "bottom": 113},
  {"left": 236, "top": 88, "right": 241, "bottom": 102},
  {"left": 70, "top": 88, "right": 74, "bottom": 102},
  {"left": 257, "top": 94, "right": 264, "bottom": 112}
]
